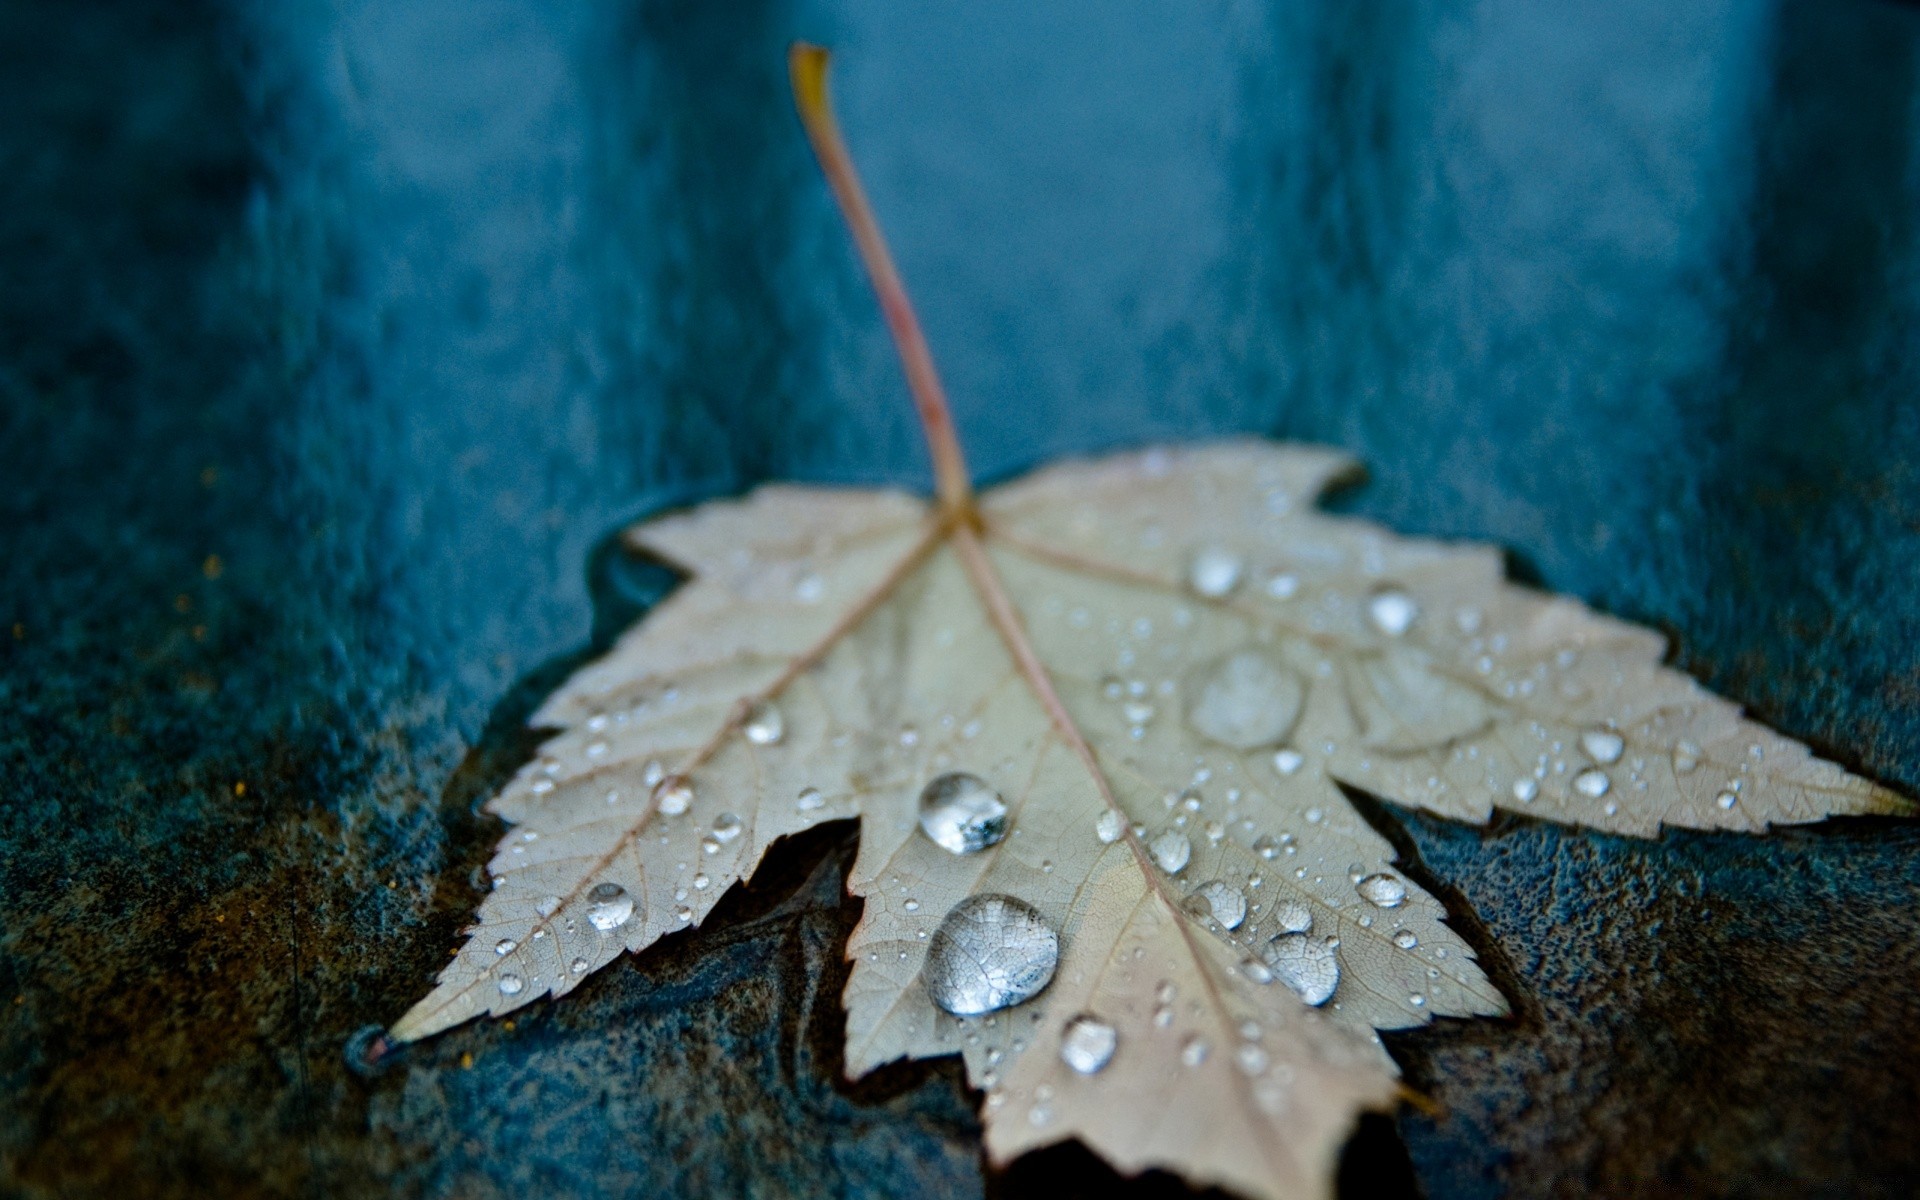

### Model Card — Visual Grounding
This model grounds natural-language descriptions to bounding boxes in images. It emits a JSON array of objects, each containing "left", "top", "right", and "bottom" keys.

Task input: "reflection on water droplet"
[
  {"left": 1271, "top": 900, "right": 1312, "bottom": 934},
  {"left": 1095, "top": 809, "right": 1125, "bottom": 844},
  {"left": 1187, "top": 546, "right": 1244, "bottom": 598},
  {"left": 674, "top": 905, "right": 693, "bottom": 922},
  {"left": 796, "top": 787, "right": 826, "bottom": 812},
  {"left": 1393, "top": 929, "right": 1418, "bottom": 949},
  {"left": 917, "top": 773, "right": 1009, "bottom": 855},
  {"left": 1180, "top": 1036, "right": 1210, "bottom": 1067},
  {"left": 1581, "top": 729, "right": 1625, "bottom": 765},
  {"left": 654, "top": 776, "right": 693, "bottom": 815},
  {"left": 1187, "top": 880, "right": 1247, "bottom": 929},
  {"left": 1272, "top": 748, "right": 1304, "bottom": 776},
  {"left": 1187, "top": 650, "right": 1305, "bottom": 751},
  {"left": 570, "top": 957, "right": 588, "bottom": 974},
  {"left": 1512, "top": 778, "right": 1539, "bottom": 803},
  {"left": 1573, "top": 769, "right": 1611, "bottom": 799},
  {"left": 1716, "top": 791, "right": 1737, "bottom": 810},
  {"left": 494, "top": 938, "right": 517, "bottom": 956},
  {"left": 1262, "top": 934, "right": 1339, "bottom": 1005},
  {"left": 585, "top": 882, "right": 635, "bottom": 932},
  {"left": 743, "top": 701, "right": 785, "bottom": 746},
  {"left": 498, "top": 973, "right": 524, "bottom": 996},
  {"left": 536, "top": 895, "right": 562, "bottom": 918},
  {"left": 923, "top": 894, "right": 1058, "bottom": 1016},
  {"left": 1367, "top": 588, "right": 1418, "bottom": 637},
  {"left": 1060, "top": 1015, "right": 1118, "bottom": 1075},
  {"left": 1356, "top": 873, "right": 1407, "bottom": 908},
  {"left": 711, "top": 813, "right": 743, "bottom": 843},
  {"left": 1253, "top": 835, "right": 1282, "bottom": 860},
  {"left": 1150, "top": 830, "right": 1192, "bottom": 874}
]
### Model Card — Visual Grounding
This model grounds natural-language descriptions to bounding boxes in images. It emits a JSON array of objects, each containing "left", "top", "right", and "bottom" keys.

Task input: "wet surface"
[{"left": 3, "top": 0, "right": 1919, "bottom": 1195}]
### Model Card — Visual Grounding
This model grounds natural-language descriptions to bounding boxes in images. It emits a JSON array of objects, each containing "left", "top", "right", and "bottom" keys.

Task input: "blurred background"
[{"left": 3, "top": 0, "right": 1918, "bottom": 1195}]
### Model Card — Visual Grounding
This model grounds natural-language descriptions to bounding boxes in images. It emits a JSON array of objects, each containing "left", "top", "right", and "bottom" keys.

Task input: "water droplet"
[
  {"left": 1409, "top": 993, "right": 1427, "bottom": 1008},
  {"left": 1272, "top": 748, "right": 1304, "bottom": 776},
  {"left": 674, "top": 905, "right": 693, "bottom": 922},
  {"left": 1150, "top": 830, "right": 1192, "bottom": 874},
  {"left": 923, "top": 895, "right": 1059, "bottom": 1017},
  {"left": 796, "top": 787, "right": 826, "bottom": 812},
  {"left": 1253, "top": 834, "right": 1282, "bottom": 860},
  {"left": 653, "top": 776, "right": 693, "bottom": 815},
  {"left": 1393, "top": 929, "right": 1418, "bottom": 950},
  {"left": 535, "top": 895, "right": 563, "bottom": 918},
  {"left": 1095, "top": 809, "right": 1126, "bottom": 844},
  {"left": 1187, "top": 649, "right": 1305, "bottom": 751},
  {"left": 494, "top": 938, "right": 517, "bottom": 956},
  {"left": 1367, "top": 588, "right": 1418, "bottom": 637},
  {"left": 1673, "top": 741, "right": 1702, "bottom": 774},
  {"left": 585, "top": 882, "right": 636, "bottom": 932},
  {"left": 1271, "top": 900, "right": 1312, "bottom": 933},
  {"left": 743, "top": 701, "right": 785, "bottom": 746},
  {"left": 794, "top": 573, "right": 824, "bottom": 602},
  {"left": 711, "top": 813, "right": 744, "bottom": 843},
  {"left": 1356, "top": 873, "right": 1408, "bottom": 908},
  {"left": 498, "top": 973, "right": 524, "bottom": 996},
  {"left": 692, "top": 873, "right": 710, "bottom": 891},
  {"left": 1122, "top": 700, "right": 1157, "bottom": 725},
  {"left": 1181, "top": 1036, "right": 1210, "bottom": 1067},
  {"left": 1262, "top": 934, "right": 1340, "bottom": 1006},
  {"left": 1241, "top": 959, "right": 1274, "bottom": 984},
  {"left": 917, "top": 772, "right": 1009, "bottom": 855},
  {"left": 1059, "top": 1015, "right": 1118, "bottom": 1075},
  {"left": 1716, "top": 791, "right": 1738, "bottom": 810},
  {"left": 1266, "top": 573, "right": 1300, "bottom": 600},
  {"left": 1573, "top": 769, "right": 1611, "bottom": 799},
  {"left": 570, "top": 957, "right": 588, "bottom": 974},
  {"left": 1187, "top": 546, "right": 1244, "bottom": 598},
  {"left": 1187, "top": 880, "right": 1248, "bottom": 930},
  {"left": 1512, "top": 778, "right": 1539, "bottom": 803},
  {"left": 1235, "top": 1043, "right": 1269, "bottom": 1076},
  {"left": 1581, "top": 729, "right": 1625, "bottom": 765}
]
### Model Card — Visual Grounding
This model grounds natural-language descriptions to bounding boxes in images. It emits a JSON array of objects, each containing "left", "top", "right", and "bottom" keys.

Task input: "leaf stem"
[{"left": 789, "top": 43, "right": 975, "bottom": 518}]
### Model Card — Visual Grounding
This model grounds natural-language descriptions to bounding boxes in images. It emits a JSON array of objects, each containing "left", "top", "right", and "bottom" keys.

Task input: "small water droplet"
[
  {"left": 743, "top": 701, "right": 785, "bottom": 746},
  {"left": 1393, "top": 929, "right": 1418, "bottom": 950},
  {"left": 494, "top": 938, "right": 517, "bottom": 956},
  {"left": 570, "top": 957, "right": 588, "bottom": 974},
  {"left": 796, "top": 787, "right": 826, "bottom": 811},
  {"left": 1150, "top": 830, "right": 1192, "bottom": 874},
  {"left": 923, "top": 894, "right": 1059, "bottom": 1016},
  {"left": 1581, "top": 729, "right": 1625, "bottom": 765},
  {"left": 692, "top": 873, "right": 710, "bottom": 891},
  {"left": 1673, "top": 741, "right": 1702, "bottom": 774},
  {"left": 1266, "top": 572, "right": 1300, "bottom": 600},
  {"left": 1187, "top": 880, "right": 1248, "bottom": 930},
  {"left": 1122, "top": 700, "right": 1157, "bottom": 725},
  {"left": 498, "top": 973, "right": 524, "bottom": 996},
  {"left": 1187, "top": 649, "right": 1305, "bottom": 751},
  {"left": 1181, "top": 1036, "right": 1210, "bottom": 1067},
  {"left": 1060, "top": 1015, "right": 1118, "bottom": 1075},
  {"left": 794, "top": 572, "right": 825, "bottom": 603},
  {"left": 917, "top": 772, "right": 1009, "bottom": 855},
  {"left": 535, "top": 895, "right": 562, "bottom": 918},
  {"left": 1235, "top": 1043, "right": 1269, "bottom": 1076},
  {"left": 1272, "top": 748, "right": 1304, "bottom": 776},
  {"left": 1512, "top": 778, "right": 1539, "bottom": 803},
  {"left": 585, "top": 882, "right": 636, "bottom": 932},
  {"left": 1187, "top": 546, "right": 1244, "bottom": 598},
  {"left": 711, "top": 812, "right": 744, "bottom": 843},
  {"left": 1716, "top": 791, "right": 1738, "bottom": 810},
  {"left": 1356, "top": 873, "right": 1407, "bottom": 908},
  {"left": 1253, "top": 834, "right": 1282, "bottom": 860},
  {"left": 1262, "top": 934, "right": 1339, "bottom": 1006},
  {"left": 1271, "top": 900, "right": 1312, "bottom": 933},
  {"left": 1573, "top": 769, "right": 1611, "bottom": 799},
  {"left": 1367, "top": 588, "right": 1418, "bottom": 637},
  {"left": 1095, "top": 809, "right": 1126, "bottom": 844},
  {"left": 653, "top": 776, "right": 693, "bottom": 815},
  {"left": 1409, "top": 993, "right": 1427, "bottom": 1008},
  {"left": 674, "top": 905, "right": 693, "bottom": 922}
]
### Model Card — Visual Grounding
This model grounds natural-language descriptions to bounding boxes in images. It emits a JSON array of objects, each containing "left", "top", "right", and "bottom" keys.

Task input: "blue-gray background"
[{"left": 3, "top": 0, "right": 1918, "bottom": 1196}]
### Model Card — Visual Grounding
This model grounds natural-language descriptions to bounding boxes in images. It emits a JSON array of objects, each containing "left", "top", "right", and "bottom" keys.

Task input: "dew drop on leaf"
[
  {"left": 1187, "top": 546, "right": 1244, "bottom": 599},
  {"left": 1059, "top": 1014, "right": 1118, "bottom": 1075},
  {"left": 1235, "top": 1043, "right": 1269, "bottom": 1076},
  {"left": 923, "top": 894, "right": 1059, "bottom": 1017},
  {"left": 1512, "top": 777, "right": 1539, "bottom": 803},
  {"left": 1367, "top": 588, "right": 1418, "bottom": 637},
  {"left": 710, "top": 812, "right": 743, "bottom": 843},
  {"left": 1187, "top": 880, "right": 1248, "bottom": 929},
  {"left": 917, "top": 772, "right": 1010, "bottom": 855},
  {"left": 585, "top": 882, "right": 635, "bottom": 932},
  {"left": 497, "top": 973, "right": 524, "bottom": 996},
  {"left": 1150, "top": 830, "right": 1192, "bottom": 874},
  {"left": 493, "top": 938, "right": 516, "bottom": 957},
  {"left": 653, "top": 776, "right": 693, "bottom": 815},
  {"left": 1355, "top": 873, "right": 1407, "bottom": 908},
  {"left": 1271, "top": 899, "right": 1312, "bottom": 934},
  {"left": 1095, "top": 809, "right": 1125, "bottom": 844},
  {"left": 1262, "top": 934, "right": 1340, "bottom": 1006},
  {"left": 743, "top": 701, "right": 785, "bottom": 746},
  {"left": 1717, "top": 791, "right": 1738, "bottom": 810},
  {"left": 1581, "top": 729, "right": 1625, "bottom": 765},
  {"left": 1573, "top": 769, "right": 1611, "bottom": 799},
  {"left": 1392, "top": 929, "right": 1418, "bottom": 949},
  {"left": 1187, "top": 650, "right": 1305, "bottom": 751},
  {"left": 1180, "top": 1036, "right": 1210, "bottom": 1067},
  {"left": 1272, "top": 748, "right": 1304, "bottom": 776}
]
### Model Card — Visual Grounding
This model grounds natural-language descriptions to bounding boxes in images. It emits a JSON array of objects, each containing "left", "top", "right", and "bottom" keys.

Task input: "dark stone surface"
[{"left": 3, "top": 0, "right": 1918, "bottom": 1196}]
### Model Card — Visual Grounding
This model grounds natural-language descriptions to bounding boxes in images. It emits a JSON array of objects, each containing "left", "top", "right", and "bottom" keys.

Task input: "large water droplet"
[
  {"left": 1059, "top": 1015, "right": 1118, "bottom": 1075},
  {"left": 917, "top": 772, "right": 1009, "bottom": 855},
  {"left": 1356, "top": 873, "right": 1407, "bottom": 908},
  {"left": 585, "top": 882, "right": 636, "bottom": 932},
  {"left": 1150, "top": 830, "right": 1192, "bottom": 874},
  {"left": 1581, "top": 729, "right": 1625, "bottom": 765},
  {"left": 1262, "top": 934, "right": 1340, "bottom": 1006},
  {"left": 1186, "top": 880, "right": 1248, "bottom": 930},
  {"left": 498, "top": 973, "right": 524, "bottom": 996},
  {"left": 1187, "top": 546, "right": 1244, "bottom": 599},
  {"left": 711, "top": 812, "right": 744, "bottom": 843},
  {"left": 654, "top": 776, "right": 693, "bottom": 815},
  {"left": 743, "top": 701, "right": 785, "bottom": 746},
  {"left": 1187, "top": 650, "right": 1305, "bottom": 751},
  {"left": 923, "top": 894, "right": 1059, "bottom": 1017},
  {"left": 1573, "top": 769, "right": 1611, "bottom": 799},
  {"left": 1367, "top": 588, "right": 1418, "bottom": 637},
  {"left": 1095, "top": 809, "right": 1125, "bottom": 844}
]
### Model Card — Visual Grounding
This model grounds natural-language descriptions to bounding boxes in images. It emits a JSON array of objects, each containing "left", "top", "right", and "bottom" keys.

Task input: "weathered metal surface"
[{"left": 2, "top": 0, "right": 1917, "bottom": 1196}]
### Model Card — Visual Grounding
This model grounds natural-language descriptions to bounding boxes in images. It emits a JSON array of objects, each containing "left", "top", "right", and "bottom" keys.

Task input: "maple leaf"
[{"left": 390, "top": 45, "right": 1908, "bottom": 1200}]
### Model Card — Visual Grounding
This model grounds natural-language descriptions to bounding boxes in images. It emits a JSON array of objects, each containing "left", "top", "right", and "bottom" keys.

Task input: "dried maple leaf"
[{"left": 389, "top": 46, "right": 1908, "bottom": 1200}]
